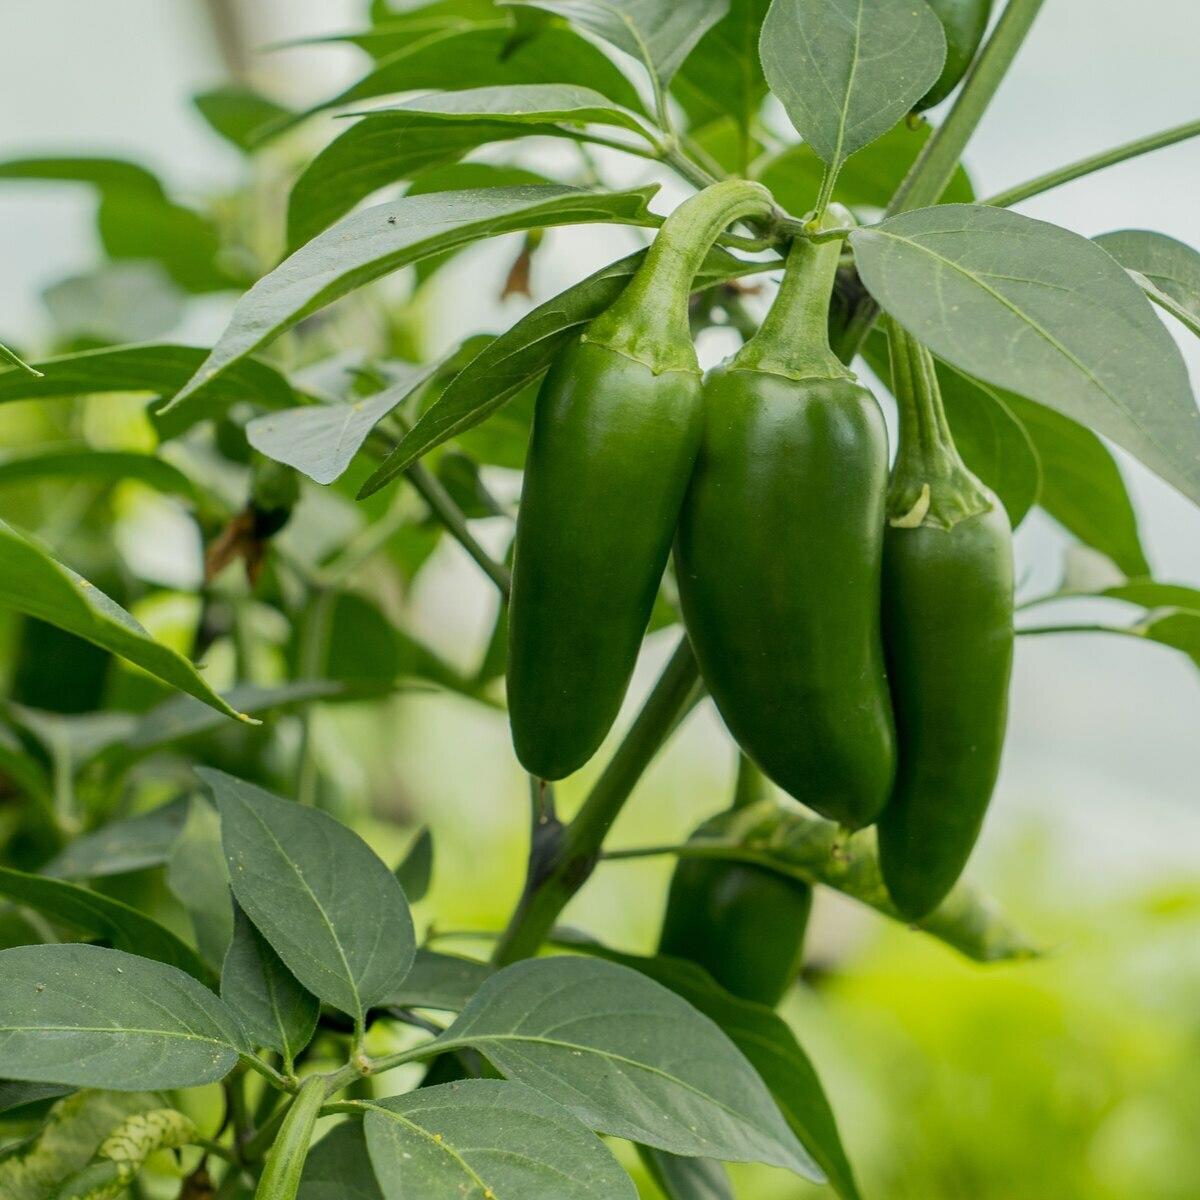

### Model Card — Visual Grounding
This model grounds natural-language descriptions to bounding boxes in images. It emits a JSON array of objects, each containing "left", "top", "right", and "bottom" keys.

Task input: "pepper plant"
[{"left": 1, "top": 0, "right": 1199, "bottom": 1197}]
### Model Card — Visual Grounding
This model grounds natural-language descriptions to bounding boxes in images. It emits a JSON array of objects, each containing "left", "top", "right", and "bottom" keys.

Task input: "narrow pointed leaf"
[
  {"left": 851, "top": 204, "right": 1200, "bottom": 507},
  {"left": 44, "top": 798, "right": 191, "bottom": 880},
  {"left": 760, "top": 0, "right": 946, "bottom": 172},
  {"left": 0, "top": 449, "right": 196, "bottom": 499},
  {"left": 201, "top": 768, "right": 415, "bottom": 1024},
  {"left": 165, "top": 185, "right": 659, "bottom": 414},
  {"left": 365, "top": 1080, "right": 638, "bottom": 1199},
  {"left": 0, "top": 341, "right": 41, "bottom": 377},
  {"left": 0, "top": 519, "right": 252, "bottom": 723},
  {"left": 0, "top": 866, "right": 208, "bottom": 980},
  {"left": 221, "top": 905, "right": 319, "bottom": 1061},
  {"left": 438, "top": 956, "right": 819, "bottom": 1176},
  {"left": 394, "top": 828, "right": 434, "bottom": 903},
  {"left": 0, "top": 944, "right": 246, "bottom": 1090},
  {"left": 382, "top": 949, "right": 492, "bottom": 1012},
  {"left": 639, "top": 1147, "right": 734, "bottom": 1199}
]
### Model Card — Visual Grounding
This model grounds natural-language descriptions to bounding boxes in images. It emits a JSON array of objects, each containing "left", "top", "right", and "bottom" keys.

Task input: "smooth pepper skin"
[
  {"left": 915, "top": 0, "right": 994, "bottom": 111},
  {"left": 676, "top": 365, "right": 897, "bottom": 829},
  {"left": 508, "top": 339, "right": 703, "bottom": 779},
  {"left": 878, "top": 504, "right": 1014, "bottom": 918}
]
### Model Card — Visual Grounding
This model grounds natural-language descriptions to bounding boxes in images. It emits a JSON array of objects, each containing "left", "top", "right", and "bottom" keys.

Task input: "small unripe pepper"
[
  {"left": 507, "top": 180, "right": 775, "bottom": 781},
  {"left": 876, "top": 318, "right": 1014, "bottom": 919},
  {"left": 914, "top": 0, "right": 995, "bottom": 112},
  {"left": 659, "top": 756, "right": 812, "bottom": 1007},
  {"left": 675, "top": 207, "right": 896, "bottom": 829}
]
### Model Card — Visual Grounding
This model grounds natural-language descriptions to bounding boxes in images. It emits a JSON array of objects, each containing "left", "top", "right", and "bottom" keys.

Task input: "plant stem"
[
  {"left": 982, "top": 118, "right": 1200, "bottom": 208},
  {"left": 293, "top": 586, "right": 335, "bottom": 807},
  {"left": 491, "top": 635, "right": 704, "bottom": 966}
]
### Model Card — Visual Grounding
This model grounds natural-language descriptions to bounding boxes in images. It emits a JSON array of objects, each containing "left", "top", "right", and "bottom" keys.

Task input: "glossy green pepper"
[
  {"left": 915, "top": 0, "right": 994, "bottom": 111},
  {"left": 877, "top": 319, "right": 1014, "bottom": 919},
  {"left": 508, "top": 181, "right": 775, "bottom": 781},
  {"left": 675, "top": 210, "right": 896, "bottom": 829},
  {"left": 659, "top": 757, "right": 812, "bottom": 1007}
]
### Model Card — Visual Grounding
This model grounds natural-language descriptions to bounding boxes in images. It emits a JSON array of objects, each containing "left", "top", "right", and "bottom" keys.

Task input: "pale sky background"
[{"left": 1, "top": 0, "right": 1198, "bottom": 909}]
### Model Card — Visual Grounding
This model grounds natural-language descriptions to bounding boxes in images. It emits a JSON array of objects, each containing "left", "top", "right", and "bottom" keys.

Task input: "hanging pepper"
[
  {"left": 914, "top": 0, "right": 995, "bottom": 112},
  {"left": 876, "top": 318, "right": 1014, "bottom": 919},
  {"left": 659, "top": 757, "right": 813, "bottom": 1007},
  {"left": 676, "top": 207, "right": 896, "bottom": 829},
  {"left": 507, "top": 180, "right": 776, "bottom": 781}
]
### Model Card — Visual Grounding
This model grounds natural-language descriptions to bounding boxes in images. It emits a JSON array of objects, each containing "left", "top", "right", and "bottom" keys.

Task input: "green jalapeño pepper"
[
  {"left": 676, "top": 208, "right": 896, "bottom": 829},
  {"left": 915, "top": 0, "right": 995, "bottom": 111},
  {"left": 877, "top": 318, "right": 1014, "bottom": 919},
  {"left": 659, "top": 756, "right": 812, "bottom": 1007},
  {"left": 508, "top": 180, "right": 775, "bottom": 781}
]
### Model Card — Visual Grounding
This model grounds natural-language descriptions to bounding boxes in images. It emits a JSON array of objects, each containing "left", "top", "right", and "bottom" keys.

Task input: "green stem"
[
  {"left": 491, "top": 635, "right": 703, "bottom": 966},
  {"left": 982, "top": 118, "right": 1200, "bottom": 208},
  {"left": 253, "top": 1076, "right": 325, "bottom": 1200},
  {"left": 293, "top": 586, "right": 335, "bottom": 808},
  {"left": 731, "top": 755, "right": 768, "bottom": 811}
]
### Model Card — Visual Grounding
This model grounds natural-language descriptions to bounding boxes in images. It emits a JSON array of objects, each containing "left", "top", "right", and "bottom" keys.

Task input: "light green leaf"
[
  {"left": 1095, "top": 228, "right": 1200, "bottom": 339},
  {"left": 368, "top": 83, "right": 652, "bottom": 137},
  {"left": 394, "top": 829, "right": 434, "bottom": 904},
  {"left": 0, "top": 341, "right": 42, "bottom": 378},
  {"left": 166, "top": 799, "right": 233, "bottom": 970},
  {"left": 246, "top": 362, "right": 439, "bottom": 485},
  {"left": 0, "top": 449, "right": 196, "bottom": 500},
  {"left": 438, "top": 956, "right": 819, "bottom": 1176},
  {"left": 193, "top": 85, "right": 293, "bottom": 152},
  {"left": 299, "top": 1122, "right": 384, "bottom": 1200},
  {"left": 639, "top": 1147, "right": 733, "bottom": 1199},
  {"left": 221, "top": 905, "right": 319, "bottom": 1062},
  {"left": 42, "top": 263, "right": 184, "bottom": 345},
  {"left": 0, "top": 520, "right": 251, "bottom": 723},
  {"left": 358, "top": 245, "right": 773, "bottom": 494},
  {"left": 43, "top": 798, "right": 191, "bottom": 880},
  {"left": 382, "top": 948, "right": 491, "bottom": 1011},
  {"left": 201, "top": 768, "right": 415, "bottom": 1024},
  {"left": 1133, "top": 607, "right": 1200, "bottom": 668},
  {"left": 508, "top": 0, "right": 729, "bottom": 84},
  {"left": 0, "top": 944, "right": 246, "bottom": 1090},
  {"left": 851, "top": 204, "right": 1200, "bottom": 507},
  {"left": 760, "top": 0, "right": 946, "bottom": 172},
  {"left": 1104, "top": 579, "right": 1200, "bottom": 611},
  {"left": 0, "top": 866, "right": 207, "bottom": 981},
  {"left": 365, "top": 1080, "right": 637, "bottom": 1200},
  {"left": 164, "top": 185, "right": 659, "bottom": 414}
]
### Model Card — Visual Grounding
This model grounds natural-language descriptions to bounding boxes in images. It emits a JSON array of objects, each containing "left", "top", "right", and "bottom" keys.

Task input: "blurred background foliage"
[{"left": 1, "top": 1, "right": 1199, "bottom": 1197}]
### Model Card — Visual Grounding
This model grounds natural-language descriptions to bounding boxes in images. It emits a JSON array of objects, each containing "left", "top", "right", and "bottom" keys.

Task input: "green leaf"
[
  {"left": 851, "top": 204, "right": 1200, "bottom": 507},
  {"left": 42, "top": 263, "right": 184, "bottom": 345},
  {"left": 0, "top": 449, "right": 196, "bottom": 500},
  {"left": 43, "top": 799, "right": 191, "bottom": 880},
  {"left": 565, "top": 940, "right": 859, "bottom": 1200},
  {"left": 166, "top": 799, "right": 233, "bottom": 970},
  {"left": 438, "top": 956, "right": 819, "bottom": 1176},
  {"left": 299, "top": 1122, "right": 384, "bottom": 1200},
  {"left": 1132, "top": 607, "right": 1200, "bottom": 668},
  {"left": 1103, "top": 579, "right": 1200, "bottom": 611},
  {"left": 164, "top": 185, "right": 659, "bottom": 415},
  {"left": 246, "top": 362, "right": 440, "bottom": 485},
  {"left": 1095, "top": 228, "right": 1200, "bottom": 339},
  {"left": 382, "top": 949, "right": 492, "bottom": 1011},
  {"left": 638, "top": 1147, "right": 733, "bottom": 1200},
  {"left": 0, "top": 944, "right": 246, "bottom": 1090},
  {"left": 365, "top": 1079, "right": 637, "bottom": 1199},
  {"left": 201, "top": 768, "right": 416, "bottom": 1024},
  {"left": 358, "top": 246, "right": 772, "bottom": 494},
  {"left": 509, "top": 0, "right": 729, "bottom": 85},
  {"left": 757, "top": 118, "right": 974, "bottom": 215},
  {"left": 367, "top": 83, "right": 652, "bottom": 137},
  {"left": 394, "top": 829, "right": 434, "bottom": 903},
  {"left": 221, "top": 905, "right": 319, "bottom": 1063},
  {"left": 0, "top": 343, "right": 297, "bottom": 438},
  {"left": 0, "top": 1080, "right": 71, "bottom": 1115},
  {"left": 0, "top": 520, "right": 252, "bottom": 724},
  {"left": 1002, "top": 390, "right": 1150, "bottom": 576},
  {"left": 0, "top": 341, "right": 42, "bottom": 377},
  {"left": 760, "top": 0, "right": 946, "bottom": 173},
  {"left": 193, "top": 85, "right": 293, "bottom": 152}
]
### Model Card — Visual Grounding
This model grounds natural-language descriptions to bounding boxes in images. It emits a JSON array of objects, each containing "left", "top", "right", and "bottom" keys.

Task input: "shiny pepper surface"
[
  {"left": 915, "top": 0, "right": 995, "bottom": 111},
  {"left": 508, "top": 181, "right": 775, "bottom": 781},
  {"left": 659, "top": 758, "right": 812, "bottom": 1007},
  {"left": 877, "top": 320, "right": 1014, "bottom": 919},
  {"left": 676, "top": 215, "right": 896, "bottom": 829}
]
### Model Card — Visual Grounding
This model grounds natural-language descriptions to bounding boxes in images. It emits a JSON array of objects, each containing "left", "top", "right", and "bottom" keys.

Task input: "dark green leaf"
[
  {"left": 201, "top": 768, "right": 416, "bottom": 1023},
  {"left": 438, "top": 956, "right": 819, "bottom": 1175},
  {"left": 510, "top": 0, "right": 728, "bottom": 84},
  {"left": 43, "top": 797, "right": 191, "bottom": 879},
  {"left": 358, "top": 245, "right": 772, "bottom": 493},
  {"left": 365, "top": 1080, "right": 638, "bottom": 1199},
  {"left": 394, "top": 829, "right": 434, "bottom": 903},
  {"left": 221, "top": 905, "right": 319, "bottom": 1062},
  {"left": 760, "top": 0, "right": 945, "bottom": 171},
  {"left": 193, "top": 85, "right": 293, "bottom": 152},
  {"left": 639, "top": 1147, "right": 733, "bottom": 1200},
  {"left": 382, "top": 948, "right": 492, "bottom": 1011},
  {"left": 0, "top": 519, "right": 252, "bottom": 723},
  {"left": 1095, "top": 229, "right": 1200, "bottom": 330},
  {"left": 0, "top": 944, "right": 246, "bottom": 1090},
  {"left": 164, "top": 185, "right": 660, "bottom": 414},
  {"left": 167, "top": 798, "right": 233, "bottom": 969},
  {"left": 299, "top": 1122, "right": 384, "bottom": 1200},
  {"left": 0, "top": 449, "right": 196, "bottom": 500},
  {"left": 0, "top": 1081, "right": 71, "bottom": 1115},
  {"left": 851, "top": 204, "right": 1200, "bottom": 507}
]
